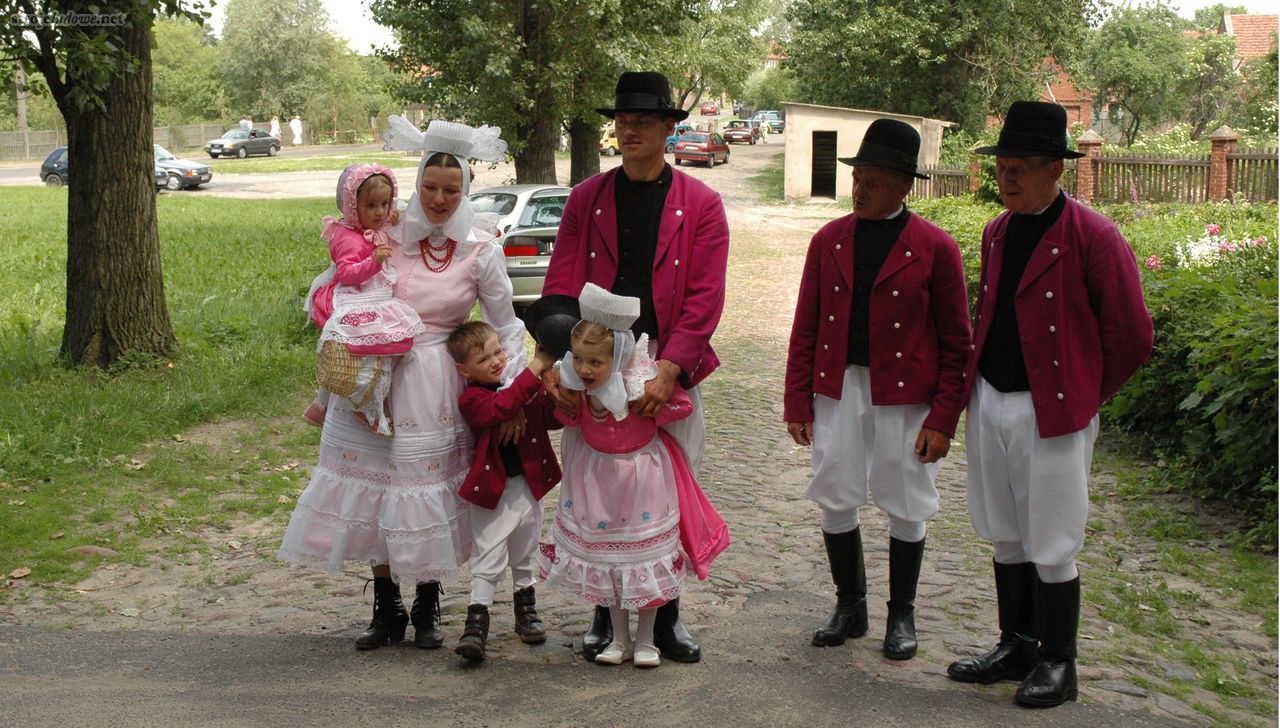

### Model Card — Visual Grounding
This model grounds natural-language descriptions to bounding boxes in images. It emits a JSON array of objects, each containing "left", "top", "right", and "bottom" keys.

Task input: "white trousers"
[
  {"left": 965, "top": 376, "right": 1097, "bottom": 580},
  {"left": 468, "top": 476, "right": 543, "bottom": 605},
  {"left": 807, "top": 366, "right": 939, "bottom": 537}
]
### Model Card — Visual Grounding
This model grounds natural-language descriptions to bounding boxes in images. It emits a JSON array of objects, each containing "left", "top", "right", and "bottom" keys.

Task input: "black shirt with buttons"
[
  {"left": 612, "top": 165, "right": 672, "bottom": 339},
  {"left": 977, "top": 191, "right": 1067, "bottom": 393},
  {"left": 847, "top": 207, "right": 910, "bottom": 366}
]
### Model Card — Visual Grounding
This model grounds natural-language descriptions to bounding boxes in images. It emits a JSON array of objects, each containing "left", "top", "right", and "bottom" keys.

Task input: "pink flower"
[
  {"left": 1252, "top": 237, "right": 1267, "bottom": 247},
  {"left": 1145, "top": 255, "right": 1163, "bottom": 270},
  {"left": 1206, "top": 223, "right": 1221, "bottom": 235},
  {"left": 1217, "top": 242, "right": 1238, "bottom": 253}
]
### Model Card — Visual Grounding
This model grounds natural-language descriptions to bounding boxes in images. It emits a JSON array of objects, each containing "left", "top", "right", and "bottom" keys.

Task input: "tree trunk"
[
  {"left": 512, "top": 0, "right": 559, "bottom": 184},
  {"left": 568, "top": 116, "right": 600, "bottom": 185},
  {"left": 58, "top": 13, "right": 176, "bottom": 367}
]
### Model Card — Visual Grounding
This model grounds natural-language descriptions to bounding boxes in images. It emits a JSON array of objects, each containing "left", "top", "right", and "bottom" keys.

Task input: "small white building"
[{"left": 782, "top": 102, "right": 951, "bottom": 200}]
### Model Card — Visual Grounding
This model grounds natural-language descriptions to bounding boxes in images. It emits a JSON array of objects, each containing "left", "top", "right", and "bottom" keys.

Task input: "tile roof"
[{"left": 1223, "top": 14, "right": 1279, "bottom": 62}]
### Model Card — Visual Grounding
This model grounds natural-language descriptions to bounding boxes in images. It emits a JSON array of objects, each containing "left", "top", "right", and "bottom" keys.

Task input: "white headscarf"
[
  {"left": 382, "top": 115, "right": 508, "bottom": 250},
  {"left": 555, "top": 284, "right": 658, "bottom": 421}
]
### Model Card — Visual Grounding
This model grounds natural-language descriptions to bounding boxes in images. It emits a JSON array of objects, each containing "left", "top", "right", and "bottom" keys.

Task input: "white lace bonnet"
[
  {"left": 381, "top": 115, "right": 508, "bottom": 245},
  {"left": 557, "top": 283, "right": 658, "bottom": 420}
]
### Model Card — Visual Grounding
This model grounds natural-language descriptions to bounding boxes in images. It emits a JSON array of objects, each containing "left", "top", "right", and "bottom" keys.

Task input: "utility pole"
[{"left": 16, "top": 63, "right": 29, "bottom": 159}]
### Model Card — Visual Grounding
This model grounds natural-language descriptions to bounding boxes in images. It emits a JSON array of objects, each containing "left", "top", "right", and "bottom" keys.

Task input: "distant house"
[
  {"left": 781, "top": 102, "right": 949, "bottom": 200},
  {"left": 1040, "top": 62, "right": 1093, "bottom": 129},
  {"left": 1220, "top": 13, "right": 1279, "bottom": 71}
]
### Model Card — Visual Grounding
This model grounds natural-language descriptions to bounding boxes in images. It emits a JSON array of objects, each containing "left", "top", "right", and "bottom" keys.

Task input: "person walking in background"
[
  {"left": 239, "top": 115, "right": 252, "bottom": 132},
  {"left": 784, "top": 119, "right": 970, "bottom": 661},
  {"left": 290, "top": 115, "right": 303, "bottom": 146},
  {"left": 946, "top": 101, "right": 1153, "bottom": 708},
  {"left": 270, "top": 115, "right": 281, "bottom": 139}
]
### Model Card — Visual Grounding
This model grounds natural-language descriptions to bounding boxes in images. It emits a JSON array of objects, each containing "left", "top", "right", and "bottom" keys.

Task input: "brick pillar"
[
  {"left": 1074, "top": 130, "right": 1105, "bottom": 202},
  {"left": 968, "top": 153, "right": 981, "bottom": 193},
  {"left": 1208, "top": 125, "right": 1240, "bottom": 202}
]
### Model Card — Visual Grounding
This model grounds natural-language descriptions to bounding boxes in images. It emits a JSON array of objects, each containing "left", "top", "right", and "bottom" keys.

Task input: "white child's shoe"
[
  {"left": 594, "top": 640, "right": 634, "bottom": 665},
  {"left": 633, "top": 642, "right": 661, "bottom": 668}
]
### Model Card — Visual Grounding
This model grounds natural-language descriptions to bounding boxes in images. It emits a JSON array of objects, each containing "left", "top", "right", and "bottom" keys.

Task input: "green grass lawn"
[
  {"left": 0, "top": 188, "right": 332, "bottom": 587},
  {"left": 204, "top": 150, "right": 420, "bottom": 175}
]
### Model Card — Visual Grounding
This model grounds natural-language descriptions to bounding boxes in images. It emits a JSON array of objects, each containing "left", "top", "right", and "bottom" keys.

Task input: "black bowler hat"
[
  {"left": 976, "top": 101, "right": 1084, "bottom": 159},
  {"left": 596, "top": 71, "right": 690, "bottom": 122},
  {"left": 838, "top": 119, "right": 928, "bottom": 180},
  {"left": 520, "top": 294, "right": 580, "bottom": 360}
]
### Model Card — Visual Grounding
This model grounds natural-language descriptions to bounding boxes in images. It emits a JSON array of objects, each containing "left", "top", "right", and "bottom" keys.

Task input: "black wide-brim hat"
[
  {"left": 520, "top": 294, "right": 580, "bottom": 360},
  {"left": 838, "top": 118, "right": 928, "bottom": 180},
  {"left": 596, "top": 71, "right": 690, "bottom": 122},
  {"left": 976, "top": 101, "right": 1085, "bottom": 159}
]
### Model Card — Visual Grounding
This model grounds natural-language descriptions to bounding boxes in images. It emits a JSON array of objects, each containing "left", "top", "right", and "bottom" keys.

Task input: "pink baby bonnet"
[{"left": 323, "top": 163, "right": 399, "bottom": 239}]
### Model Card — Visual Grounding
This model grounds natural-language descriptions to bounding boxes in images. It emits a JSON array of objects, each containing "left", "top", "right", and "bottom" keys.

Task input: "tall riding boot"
[
  {"left": 513, "top": 586, "right": 547, "bottom": 645},
  {"left": 454, "top": 604, "right": 490, "bottom": 663},
  {"left": 354, "top": 576, "right": 409, "bottom": 650},
  {"left": 582, "top": 605, "right": 613, "bottom": 662},
  {"left": 409, "top": 581, "right": 444, "bottom": 649},
  {"left": 812, "top": 527, "right": 868, "bottom": 646},
  {"left": 1016, "top": 577, "right": 1079, "bottom": 707},
  {"left": 883, "top": 536, "right": 925, "bottom": 660},
  {"left": 653, "top": 598, "right": 701, "bottom": 663},
  {"left": 947, "top": 561, "right": 1039, "bottom": 683}
]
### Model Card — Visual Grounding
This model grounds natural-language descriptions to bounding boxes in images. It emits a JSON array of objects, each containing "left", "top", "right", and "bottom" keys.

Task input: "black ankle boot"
[
  {"left": 948, "top": 561, "right": 1039, "bottom": 683},
  {"left": 883, "top": 536, "right": 925, "bottom": 660},
  {"left": 354, "top": 576, "right": 408, "bottom": 650},
  {"left": 653, "top": 598, "right": 701, "bottom": 663},
  {"left": 1016, "top": 577, "right": 1079, "bottom": 708},
  {"left": 812, "top": 527, "right": 868, "bottom": 646},
  {"left": 454, "top": 604, "right": 490, "bottom": 663},
  {"left": 513, "top": 586, "right": 547, "bottom": 645},
  {"left": 410, "top": 581, "right": 444, "bottom": 649},
  {"left": 582, "top": 605, "right": 613, "bottom": 662}
]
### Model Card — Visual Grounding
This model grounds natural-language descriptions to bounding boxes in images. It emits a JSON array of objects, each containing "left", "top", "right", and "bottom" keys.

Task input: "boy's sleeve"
[{"left": 458, "top": 369, "right": 543, "bottom": 428}]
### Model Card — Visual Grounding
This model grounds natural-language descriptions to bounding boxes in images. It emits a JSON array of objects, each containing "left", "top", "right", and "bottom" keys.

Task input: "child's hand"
[
  {"left": 374, "top": 241, "right": 393, "bottom": 264},
  {"left": 528, "top": 351, "right": 556, "bottom": 377}
]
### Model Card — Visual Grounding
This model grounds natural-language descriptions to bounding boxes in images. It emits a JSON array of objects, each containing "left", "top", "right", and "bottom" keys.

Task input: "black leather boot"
[
  {"left": 581, "top": 605, "right": 613, "bottom": 662},
  {"left": 410, "top": 581, "right": 444, "bottom": 649},
  {"left": 513, "top": 586, "right": 547, "bottom": 645},
  {"left": 653, "top": 598, "right": 701, "bottom": 663},
  {"left": 454, "top": 604, "right": 490, "bottom": 663},
  {"left": 1016, "top": 577, "right": 1079, "bottom": 707},
  {"left": 812, "top": 527, "right": 868, "bottom": 646},
  {"left": 354, "top": 576, "right": 408, "bottom": 650},
  {"left": 883, "top": 536, "right": 925, "bottom": 660},
  {"left": 947, "top": 561, "right": 1039, "bottom": 683}
]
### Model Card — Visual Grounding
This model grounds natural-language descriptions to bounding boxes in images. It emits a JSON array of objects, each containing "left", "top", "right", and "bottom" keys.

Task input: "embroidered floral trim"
[
  {"left": 339, "top": 311, "right": 380, "bottom": 327},
  {"left": 551, "top": 518, "right": 679, "bottom": 553}
]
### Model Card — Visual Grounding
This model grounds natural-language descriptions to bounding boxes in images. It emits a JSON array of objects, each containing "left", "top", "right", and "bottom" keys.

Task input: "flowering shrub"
[{"left": 1104, "top": 229, "right": 1278, "bottom": 544}]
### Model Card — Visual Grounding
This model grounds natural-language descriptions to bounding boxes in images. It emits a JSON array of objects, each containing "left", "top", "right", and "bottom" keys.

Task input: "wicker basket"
[{"left": 317, "top": 340, "right": 381, "bottom": 408}]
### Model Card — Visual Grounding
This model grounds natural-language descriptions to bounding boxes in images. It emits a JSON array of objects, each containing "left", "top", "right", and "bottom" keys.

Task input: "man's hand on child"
[{"left": 630, "top": 359, "right": 681, "bottom": 418}]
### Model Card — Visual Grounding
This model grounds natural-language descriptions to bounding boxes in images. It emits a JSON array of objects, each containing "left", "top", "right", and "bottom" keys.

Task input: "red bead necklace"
[{"left": 420, "top": 237, "right": 458, "bottom": 272}]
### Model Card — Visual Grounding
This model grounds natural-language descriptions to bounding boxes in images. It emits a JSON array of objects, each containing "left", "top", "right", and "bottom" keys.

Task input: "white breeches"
[
  {"left": 965, "top": 376, "right": 1098, "bottom": 583},
  {"left": 468, "top": 476, "right": 543, "bottom": 605},
  {"left": 807, "top": 365, "right": 939, "bottom": 541}
]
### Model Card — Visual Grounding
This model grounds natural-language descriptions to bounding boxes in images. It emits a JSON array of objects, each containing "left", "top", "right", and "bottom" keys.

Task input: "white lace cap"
[{"left": 578, "top": 283, "right": 640, "bottom": 332}]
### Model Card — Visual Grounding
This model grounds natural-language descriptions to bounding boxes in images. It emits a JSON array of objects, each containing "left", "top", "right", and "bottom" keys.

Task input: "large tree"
[
  {"left": 219, "top": 0, "right": 342, "bottom": 119},
  {"left": 784, "top": 0, "right": 1091, "bottom": 131},
  {"left": 152, "top": 16, "right": 224, "bottom": 125},
  {"left": 667, "top": 0, "right": 768, "bottom": 111},
  {"left": 0, "top": 1, "right": 193, "bottom": 366},
  {"left": 371, "top": 0, "right": 696, "bottom": 184}
]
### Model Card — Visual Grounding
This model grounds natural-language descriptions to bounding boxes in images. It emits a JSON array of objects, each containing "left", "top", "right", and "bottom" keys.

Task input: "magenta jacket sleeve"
[
  {"left": 783, "top": 228, "right": 824, "bottom": 423},
  {"left": 329, "top": 227, "right": 381, "bottom": 286},
  {"left": 921, "top": 235, "right": 972, "bottom": 438},
  {"left": 457, "top": 369, "right": 544, "bottom": 429},
  {"left": 1085, "top": 224, "right": 1154, "bottom": 402},
  {"left": 660, "top": 193, "right": 730, "bottom": 381}
]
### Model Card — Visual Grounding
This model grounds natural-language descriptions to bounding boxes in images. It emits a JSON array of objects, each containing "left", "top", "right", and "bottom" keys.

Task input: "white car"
[{"left": 469, "top": 184, "right": 572, "bottom": 305}]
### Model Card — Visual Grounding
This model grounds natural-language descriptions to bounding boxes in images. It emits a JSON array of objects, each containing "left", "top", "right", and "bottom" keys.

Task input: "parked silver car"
[{"left": 469, "top": 184, "right": 572, "bottom": 306}]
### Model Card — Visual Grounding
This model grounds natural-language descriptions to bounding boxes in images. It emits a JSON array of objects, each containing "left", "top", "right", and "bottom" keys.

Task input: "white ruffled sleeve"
[{"left": 473, "top": 238, "right": 528, "bottom": 380}]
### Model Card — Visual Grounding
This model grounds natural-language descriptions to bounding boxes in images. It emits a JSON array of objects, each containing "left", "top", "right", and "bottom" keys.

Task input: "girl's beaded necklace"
[{"left": 586, "top": 394, "right": 613, "bottom": 423}]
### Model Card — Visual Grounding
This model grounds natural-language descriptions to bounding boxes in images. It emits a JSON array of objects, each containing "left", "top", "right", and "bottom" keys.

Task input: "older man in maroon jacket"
[
  {"left": 946, "top": 102, "right": 1153, "bottom": 708},
  {"left": 785, "top": 119, "right": 971, "bottom": 662},
  {"left": 525, "top": 71, "right": 730, "bottom": 663}
]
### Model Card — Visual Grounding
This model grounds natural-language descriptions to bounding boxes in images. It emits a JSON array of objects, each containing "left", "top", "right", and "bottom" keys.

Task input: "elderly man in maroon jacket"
[
  {"left": 946, "top": 102, "right": 1153, "bottom": 708},
  {"left": 524, "top": 71, "right": 730, "bottom": 663},
  {"left": 785, "top": 119, "right": 971, "bottom": 662}
]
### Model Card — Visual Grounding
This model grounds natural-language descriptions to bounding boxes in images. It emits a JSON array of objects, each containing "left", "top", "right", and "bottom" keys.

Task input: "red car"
[
  {"left": 700, "top": 101, "right": 720, "bottom": 115},
  {"left": 722, "top": 119, "right": 761, "bottom": 144},
  {"left": 674, "top": 132, "right": 730, "bottom": 167}
]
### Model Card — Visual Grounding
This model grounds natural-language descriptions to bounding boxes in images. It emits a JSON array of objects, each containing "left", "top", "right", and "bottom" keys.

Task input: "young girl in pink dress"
[
  {"left": 539, "top": 284, "right": 730, "bottom": 668},
  {"left": 304, "top": 164, "right": 425, "bottom": 435}
]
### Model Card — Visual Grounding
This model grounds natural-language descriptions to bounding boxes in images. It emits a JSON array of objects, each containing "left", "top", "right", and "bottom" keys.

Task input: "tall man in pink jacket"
[
  {"left": 784, "top": 119, "right": 971, "bottom": 662},
  {"left": 946, "top": 102, "right": 1153, "bottom": 708},
  {"left": 525, "top": 71, "right": 730, "bottom": 663}
]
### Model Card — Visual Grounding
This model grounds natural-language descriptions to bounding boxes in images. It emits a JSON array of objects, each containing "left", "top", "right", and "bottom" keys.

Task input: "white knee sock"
[
  {"left": 609, "top": 605, "right": 631, "bottom": 644},
  {"left": 635, "top": 608, "right": 657, "bottom": 647}
]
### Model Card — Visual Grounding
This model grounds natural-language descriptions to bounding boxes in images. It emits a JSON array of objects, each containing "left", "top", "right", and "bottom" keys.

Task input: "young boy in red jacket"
[{"left": 447, "top": 321, "right": 561, "bottom": 662}]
